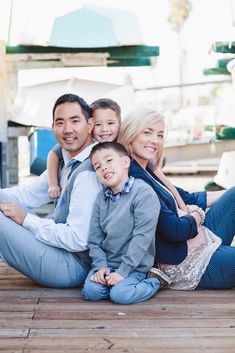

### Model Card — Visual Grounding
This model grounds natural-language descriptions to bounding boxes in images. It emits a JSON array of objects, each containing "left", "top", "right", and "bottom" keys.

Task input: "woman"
[{"left": 118, "top": 107, "right": 235, "bottom": 290}]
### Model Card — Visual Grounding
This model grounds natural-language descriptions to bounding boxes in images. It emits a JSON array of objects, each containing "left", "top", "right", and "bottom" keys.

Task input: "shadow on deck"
[{"left": 0, "top": 261, "right": 235, "bottom": 352}]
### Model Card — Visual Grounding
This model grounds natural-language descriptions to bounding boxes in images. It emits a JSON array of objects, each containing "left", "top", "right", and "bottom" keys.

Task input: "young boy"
[
  {"left": 81, "top": 141, "right": 162, "bottom": 305},
  {"left": 47, "top": 98, "right": 121, "bottom": 199}
]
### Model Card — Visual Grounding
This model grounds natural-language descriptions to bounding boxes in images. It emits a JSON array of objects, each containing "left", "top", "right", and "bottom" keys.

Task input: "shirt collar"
[
  {"left": 104, "top": 176, "right": 135, "bottom": 202},
  {"left": 62, "top": 140, "right": 98, "bottom": 167}
]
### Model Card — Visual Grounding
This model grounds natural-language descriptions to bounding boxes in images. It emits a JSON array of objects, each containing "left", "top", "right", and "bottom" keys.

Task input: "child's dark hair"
[
  {"left": 52, "top": 93, "right": 91, "bottom": 121},
  {"left": 90, "top": 141, "right": 129, "bottom": 160},
  {"left": 90, "top": 98, "right": 121, "bottom": 122}
]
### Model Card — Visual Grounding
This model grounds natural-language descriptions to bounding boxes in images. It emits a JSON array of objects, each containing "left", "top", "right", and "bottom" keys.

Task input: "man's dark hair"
[
  {"left": 52, "top": 93, "right": 91, "bottom": 121},
  {"left": 90, "top": 98, "right": 121, "bottom": 122},
  {"left": 90, "top": 141, "right": 129, "bottom": 160}
]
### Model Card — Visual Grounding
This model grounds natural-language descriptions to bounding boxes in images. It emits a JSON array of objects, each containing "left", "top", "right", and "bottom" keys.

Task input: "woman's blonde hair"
[{"left": 118, "top": 106, "right": 165, "bottom": 166}]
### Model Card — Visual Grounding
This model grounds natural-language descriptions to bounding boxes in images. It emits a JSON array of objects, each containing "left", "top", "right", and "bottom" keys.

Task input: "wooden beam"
[
  {"left": 107, "top": 57, "right": 152, "bottom": 67},
  {"left": 5, "top": 44, "right": 160, "bottom": 68},
  {"left": 6, "top": 52, "right": 109, "bottom": 69},
  {"left": 6, "top": 44, "right": 159, "bottom": 57},
  {"left": 203, "top": 68, "right": 230, "bottom": 76},
  {"left": 0, "top": 41, "right": 8, "bottom": 142}
]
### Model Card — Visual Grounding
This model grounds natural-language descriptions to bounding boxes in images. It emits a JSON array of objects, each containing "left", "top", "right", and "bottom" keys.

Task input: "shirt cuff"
[
  {"left": 23, "top": 213, "right": 42, "bottom": 234},
  {"left": 93, "top": 261, "right": 108, "bottom": 271},
  {"left": 116, "top": 263, "right": 133, "bottom": 278}
]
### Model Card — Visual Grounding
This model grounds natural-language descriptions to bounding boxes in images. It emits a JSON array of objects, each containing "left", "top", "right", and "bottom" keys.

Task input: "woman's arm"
[
  {"left": 157, "top": 203, "right": 199, "bottom": 242},
  {"left": 154, "top": 169, "right": 188, "bottom": 212},
  {"left": 130, "top": 162, "right": 200, "bottom": 242}
]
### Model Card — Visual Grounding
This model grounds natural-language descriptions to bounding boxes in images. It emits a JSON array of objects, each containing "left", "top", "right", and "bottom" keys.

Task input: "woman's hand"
[
  {"left": 178, "top": 204, "right": 198, "bottom": 217},
  {"left": 187, "top": 204, "right": 205, "bottom": 228}
]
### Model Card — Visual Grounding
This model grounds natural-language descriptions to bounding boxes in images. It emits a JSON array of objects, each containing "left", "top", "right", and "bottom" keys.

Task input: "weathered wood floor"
[{"left": 0, "top": 261, "right": 235, "bottom": 353}]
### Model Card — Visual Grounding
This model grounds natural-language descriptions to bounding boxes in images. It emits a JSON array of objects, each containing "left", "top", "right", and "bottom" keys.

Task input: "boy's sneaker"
[{"left": 147, "top": 267, "right": 172, "bottom": 289}]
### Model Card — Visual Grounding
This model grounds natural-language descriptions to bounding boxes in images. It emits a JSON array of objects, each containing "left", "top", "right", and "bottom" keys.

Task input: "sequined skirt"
[{"left": 159, "top": 226, "right": 222, "bottom": 290}]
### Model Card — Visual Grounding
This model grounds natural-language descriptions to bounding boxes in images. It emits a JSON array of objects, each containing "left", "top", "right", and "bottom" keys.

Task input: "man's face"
[{"left": 52, "top": 102, "right": 93, "bottom": 158}]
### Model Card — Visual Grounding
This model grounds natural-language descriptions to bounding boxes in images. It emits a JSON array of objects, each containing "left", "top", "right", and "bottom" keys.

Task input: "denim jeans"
[
  {"left": 82, "top": 269, "right": 160, "bottom": 304},
  {"left": 197, "top": 186, "right": 235, "bottom": 289}
]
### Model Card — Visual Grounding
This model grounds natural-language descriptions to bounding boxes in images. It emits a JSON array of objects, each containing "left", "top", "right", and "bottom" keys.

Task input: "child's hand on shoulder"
[
  {"left": 48, "top": 185, "right": 61, "bottom": 199},
  {"left": 106, "top": 272, "right": 124, "bottom": 286},
  {"left": 91, "top": 268, "right": 110, "bottom": 285}
]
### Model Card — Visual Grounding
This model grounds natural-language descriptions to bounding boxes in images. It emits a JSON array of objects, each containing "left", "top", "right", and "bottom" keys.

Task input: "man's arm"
[
  {"left": 4, "top": 171, "right": 51, "bottom": 208},
  {"left": 23, "top": 170, "right": 102, "bottom": 252}
]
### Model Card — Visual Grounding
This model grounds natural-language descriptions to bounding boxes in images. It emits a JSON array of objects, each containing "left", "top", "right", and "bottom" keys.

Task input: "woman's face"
[{"left": 131, "top": 120, "right": 165, "bottom": 169}]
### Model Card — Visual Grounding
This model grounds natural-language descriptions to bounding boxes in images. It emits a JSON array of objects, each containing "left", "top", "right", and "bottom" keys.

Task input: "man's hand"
[
  {"left": 106, "top": 272, "right": 124, "bottom": 286},
  {"left": 0, "top": 201, "right": 27, "bottom": 225},
  {"left": 90, "top": 268, "right": 110, "bottom": 285}
]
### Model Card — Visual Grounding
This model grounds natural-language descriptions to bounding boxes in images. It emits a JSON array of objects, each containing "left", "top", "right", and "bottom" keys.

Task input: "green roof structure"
[
  {"left": 203, "top": 43, "right": 235, "bottom": 75},
  {"left": 213, "top": 41, "right": 235, "bottom": 53},
  {"left": 6, "top": 44, "right": 159, "bottom": 67}
]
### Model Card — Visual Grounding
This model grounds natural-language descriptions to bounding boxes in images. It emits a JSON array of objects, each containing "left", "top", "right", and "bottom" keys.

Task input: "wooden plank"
[
  {"left": 22, "top": 347, "right": 234, "bottom": 353},
  {"left": 38, "top": 291, "right": 235, "bottom": 305},
  {"left": 0, "top": 312, "right": 33, "bottom": 319},
  {"left": 21, "top": 336, "right": 235, "bottom": 350},
  {"left": 0, "top": 329, "right": 29, "bottom": 338},
  {"left": 0, "top": 318, "right": 235, "bottom": 330},
  {"left": 0, "top": 262, "right": 235, "bottom": 352},
  {"left": 28, "top": 327, "right": 235, "bottom": 338},
  {"left": 0, "top": 298, "right": 38, "bottom": 304},
  {"left": 33, "top": 306, "right": 235, "bottom": 320},
  {"left": 0, "top": 338, "right": 25, "bottom": 351},
  {"left": 0, "top": 289, "right": 77, "bottom": 298},
  {"left": 0, "top": 281, "right": 42, "bottom": 289}
]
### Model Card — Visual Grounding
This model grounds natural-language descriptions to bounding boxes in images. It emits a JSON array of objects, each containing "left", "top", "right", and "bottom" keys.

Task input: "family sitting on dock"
[{"left": 0, "top": 93, "right": 235, "bottom": 305}]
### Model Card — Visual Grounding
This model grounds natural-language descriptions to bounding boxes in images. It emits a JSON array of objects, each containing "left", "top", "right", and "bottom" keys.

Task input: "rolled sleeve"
[
  {"left": 23, "top": 171, "right": 102, "bottom": 252},
  {"left": 158, "top": 203, "right": 198, "bottom": 242},
  {"left": 5, "top": 171, "right": 51, "bottom": 208},
  {"left": 177, "top": 187, "right": 207, "bottom": 210}
]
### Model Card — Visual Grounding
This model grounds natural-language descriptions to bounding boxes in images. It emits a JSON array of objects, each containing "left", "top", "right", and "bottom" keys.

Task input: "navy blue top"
[{"left": 129, "top": 160, "right": 207, "bottom": 265}]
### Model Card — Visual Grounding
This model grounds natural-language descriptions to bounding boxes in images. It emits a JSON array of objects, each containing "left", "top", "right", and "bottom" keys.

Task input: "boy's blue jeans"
[{"left": 82, "top": 269, "right": 160, "bottom": 304}]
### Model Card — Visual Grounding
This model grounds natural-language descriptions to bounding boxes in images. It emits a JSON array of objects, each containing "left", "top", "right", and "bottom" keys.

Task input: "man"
[{"left": 0, "top": 93, "right": 102, "bottom": 288}]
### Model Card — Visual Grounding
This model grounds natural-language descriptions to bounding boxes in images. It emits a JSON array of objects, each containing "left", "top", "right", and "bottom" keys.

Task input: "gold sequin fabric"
[{"left": 159, "top": 226, "right": 221, "bottom": 290}]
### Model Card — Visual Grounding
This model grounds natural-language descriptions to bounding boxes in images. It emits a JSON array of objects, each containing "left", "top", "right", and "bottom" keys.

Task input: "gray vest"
[{"left": 51, "top": 158, "right": 94, "bottom": 269}]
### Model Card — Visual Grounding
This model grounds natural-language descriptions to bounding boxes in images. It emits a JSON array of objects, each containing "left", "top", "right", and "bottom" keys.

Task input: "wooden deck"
[{"left": 0, "top": 261, "right": 235, "bottom": 353}]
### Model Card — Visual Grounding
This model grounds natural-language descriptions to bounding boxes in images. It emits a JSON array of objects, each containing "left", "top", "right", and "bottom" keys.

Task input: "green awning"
[
  {"left": 213, "top": 41, "right": 235, "bottom": 53},
  {"left": 6, "top": 44, "right": 159, "bottom": 67}
]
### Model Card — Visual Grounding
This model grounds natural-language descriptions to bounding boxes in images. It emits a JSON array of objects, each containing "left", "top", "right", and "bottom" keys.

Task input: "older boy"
[{"left": 82, "top": 142, "right": 161, "bottom": 305}]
